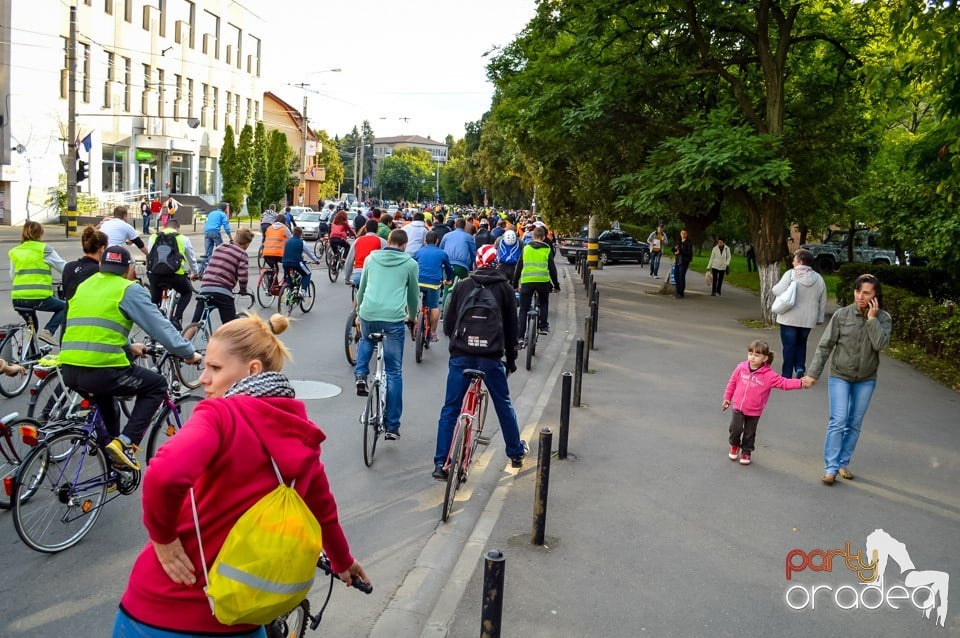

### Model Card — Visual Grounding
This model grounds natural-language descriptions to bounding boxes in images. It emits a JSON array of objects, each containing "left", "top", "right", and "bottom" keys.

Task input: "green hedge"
[{"left": 836, "top": 263, "right": 960, "bottom": 305}]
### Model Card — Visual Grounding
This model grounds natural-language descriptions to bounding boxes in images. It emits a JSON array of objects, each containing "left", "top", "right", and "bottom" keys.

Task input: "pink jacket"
[
  {"left": 723, "top": 361, "right": 802, "bottom": 416},
  {"left": 121, "top": 395, "right": 354, "bottom": 634}
]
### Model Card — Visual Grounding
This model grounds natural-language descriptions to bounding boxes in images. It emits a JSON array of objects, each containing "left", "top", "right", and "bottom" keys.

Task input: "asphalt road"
[{"left": 0, "top": 232, "right": 571, "bottom": 637}]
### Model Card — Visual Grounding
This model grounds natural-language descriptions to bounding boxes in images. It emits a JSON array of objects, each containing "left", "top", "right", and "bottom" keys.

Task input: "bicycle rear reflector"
[
  {"left": 20, "top": 425, "right": 39, "bottom": 446},
  {"left": 3, "top": 476, "right": 13, "bottom": 496}
]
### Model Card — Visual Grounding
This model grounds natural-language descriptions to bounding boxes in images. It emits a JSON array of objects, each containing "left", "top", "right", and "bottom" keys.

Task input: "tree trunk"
[{"left": 737, "top": 189, "right": 787, "bottom": 324}]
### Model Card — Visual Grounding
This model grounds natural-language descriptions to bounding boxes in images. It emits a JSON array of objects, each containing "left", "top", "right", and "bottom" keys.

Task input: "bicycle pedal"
[{"left": 476, "top": 436, "right": 492, "bottom": 446}]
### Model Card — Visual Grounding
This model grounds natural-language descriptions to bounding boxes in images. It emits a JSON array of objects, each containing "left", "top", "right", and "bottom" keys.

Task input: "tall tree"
[
  {"left": 315, "top": 130, "right": 344, "bottom": 200},
  {"left": 219, "top": 125, "right": 243, "bottom": 214},
  {"left": 249, "top": 121, "right": 267, "bottom": 213},
  {"left": 266, "top": 130, "right": 292, "bottom": 207}
]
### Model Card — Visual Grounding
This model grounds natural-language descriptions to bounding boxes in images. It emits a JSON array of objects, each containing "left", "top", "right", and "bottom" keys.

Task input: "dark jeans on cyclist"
[
  {"left": 148, "top": 273, "right": 193, "bottom": 329},
  {"left": 61, "top": 364, "right": 167, "bottom": 447},
  {"left": 329, "top": 236, "right": 350, "bottom": 259},
  {"left": 283, "top": 261, "right": 311, "bottom": 293},
  {"left": 13, "top": 296, "right": 66, "bottom": 334},
  {"left": 517, "top": 282, "right": 552, "bottom": 335},
  {"left": 189, "top": 290, "right": 237, "bottom": 325},
  {"left": 433, "top": 355, "right": 524, "bottom": 466},
  {"left": 354, "top": 319, "right": 405, "bottom": 433}
]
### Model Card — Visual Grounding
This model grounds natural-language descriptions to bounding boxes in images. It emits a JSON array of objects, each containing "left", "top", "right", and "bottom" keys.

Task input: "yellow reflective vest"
[
  {"left": 9, "top": 241, "right": 53, "bottom": 300},
  {"left": 59, "top": 273, "right": 136, "bottom": 368},
  {"left": 519, "top": 244, "right": 551, "bottom": 284}
]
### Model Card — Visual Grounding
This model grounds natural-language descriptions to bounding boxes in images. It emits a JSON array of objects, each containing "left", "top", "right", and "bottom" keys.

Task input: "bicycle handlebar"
[{"left": 317, "top": 554, "right": 373, "bottom": 594}]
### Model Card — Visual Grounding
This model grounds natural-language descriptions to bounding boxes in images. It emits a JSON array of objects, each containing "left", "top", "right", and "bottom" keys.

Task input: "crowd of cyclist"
[{"left": 5, "top": 200, "right": 561, "bottom": 636}]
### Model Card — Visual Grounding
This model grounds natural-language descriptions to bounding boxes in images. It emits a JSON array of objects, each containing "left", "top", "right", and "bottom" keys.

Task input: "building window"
[
  {"left": 157, "top": 69, "right": 165, "bottom": 118},
  {"left": 199, "top": 156, "right": 216, "bottom": 195},
  {"left": 246, "top": 98, "right": 252, "bottom": 124},
  {"left": 141, "top": 64, "right": 151, "bottom": 115},
  {"left": 212, "top": 87, "right": 219, "bottom": 130},
  {"left": 103, "top": 51, "right": 114, "bottom": 108},
  {"left": 102, "top": 144, "right": 126, "bottom": 192},
  {"left": 234, "top": 95, "right": 240, "bottom": 129},
  {"left": 254, "top": 100, "right": 259, "bottom": 121},
  {"left": 123, "top": 56, "right": 131, "bottom": 111},
  {"left": 158, "top": 0, "right": 166, "bottom": 38},
  {"left": 225, "top": 90, "right": 232, "bottom": 128},
  {"left": 200, "top": 83, "right": 209, "bottom": 127},
  {"left": 81, "top": 43, "right": 91, "bottom": 103},
  {"left": 170, "top": 152, "right": 191, "bottom": 194},
  {"left": 105, "top": 0, "right": 112, "bottom": 16},
  {"left": 123, "top": 0, "right": 132, "bottom": 23},
  {"left": 187, "top": 78, "right": 194, "bottom": 118},
  {"left": 174, "top": 74, "right": 182, "bottom": 120}
]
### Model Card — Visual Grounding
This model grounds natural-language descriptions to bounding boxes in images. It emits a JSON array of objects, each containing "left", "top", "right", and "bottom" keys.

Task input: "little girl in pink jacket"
[{"left": 722, "top": 340, "right": 808, "bottom": 466}]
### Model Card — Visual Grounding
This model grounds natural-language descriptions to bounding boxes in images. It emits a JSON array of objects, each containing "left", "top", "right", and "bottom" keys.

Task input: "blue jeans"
[
  {"left": 355, "top": 319, "right": 405, "bottom": 431},
  {"left": 824, "top": 377, "right": 876, "bottom": 474},
  {"left": 434, "top": 355, "right": 524, "bottom": 466},
  {"left": 779, "top": 324, "right": 812, "bottom": 378},
  {"left": 142, "top": 213, "right": 151, "bottom": 234},
  {"left": 204, "top": 231, "right": 223, "bottom": 258},
  {"left": 14, "top": 296, "right": 66, "bottom": 333},
  {"left": 113, "top": 607, "right": 265, "bottom": 637},
  {"left": 649, "top": 251, "right": 662, "bottom": 276}
]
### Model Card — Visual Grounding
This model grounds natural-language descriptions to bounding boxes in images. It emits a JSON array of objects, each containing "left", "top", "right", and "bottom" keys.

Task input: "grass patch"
[
  {"left": 688, "top": 254, "right": 839, "bottom": 299},
  {"left": 886, "top": 340, "right": 960, "bottom": 392}
]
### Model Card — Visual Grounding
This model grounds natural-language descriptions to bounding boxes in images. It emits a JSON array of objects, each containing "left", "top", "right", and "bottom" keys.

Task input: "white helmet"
[{"left": 502, "top": 230, "right": 518, "bottom": 246}]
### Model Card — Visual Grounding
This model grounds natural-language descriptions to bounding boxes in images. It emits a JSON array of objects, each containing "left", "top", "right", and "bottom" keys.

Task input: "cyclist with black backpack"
[
  {"left": 432, "top": 244, "right": 527, "bottom": 481},
  {"left": 147, "top": 219, "right": 199, "bottom": 330}
]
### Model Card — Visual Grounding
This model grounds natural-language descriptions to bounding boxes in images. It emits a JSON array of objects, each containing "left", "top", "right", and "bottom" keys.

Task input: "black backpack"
[
  {"left": 451, "top": 280, "right": 504, "bottom": 356},
  {"left": 148, "top": 231, "right": 184, "bottom": 275}
]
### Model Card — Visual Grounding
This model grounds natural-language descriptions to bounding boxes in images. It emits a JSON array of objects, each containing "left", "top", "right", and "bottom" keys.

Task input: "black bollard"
[
  {"left": 481, "top": 550, "right": 505, "bottom": 638},
  {"left": 559, "top": 372, "right": 572, "bottom": 459},
  {"left": 592, "top": 288, "right": 600, "bottom": 335},
  {"left": 589, "top": 300, "right": 597, "bottom": 348},
  {"left": 583, "top": 317, "right": 592, "bottom": 370},
  {"left": 573, "top": 339, "right": 584, "bottom": 407},
  {"left": 531, "top": 428, "right": 553, "bottom": 546}
]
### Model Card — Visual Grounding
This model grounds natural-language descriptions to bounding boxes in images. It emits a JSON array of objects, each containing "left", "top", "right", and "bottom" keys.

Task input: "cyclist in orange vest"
[{"left": 262, "top": 219, "right": 292, "bottom": 275}]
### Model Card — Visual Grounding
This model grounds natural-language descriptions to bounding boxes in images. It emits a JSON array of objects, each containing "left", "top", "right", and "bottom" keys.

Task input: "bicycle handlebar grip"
[{"left": 317, "top": 555, "right": 373, "bottom": 594}]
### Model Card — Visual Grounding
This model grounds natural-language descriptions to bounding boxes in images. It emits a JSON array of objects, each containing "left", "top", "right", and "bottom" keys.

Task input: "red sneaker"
[
  {"left": 728, "top": 446, "right": 740, "bottom": 461},
  {"left": 739, "top": 452, "right": 752, "bottom": 466}
]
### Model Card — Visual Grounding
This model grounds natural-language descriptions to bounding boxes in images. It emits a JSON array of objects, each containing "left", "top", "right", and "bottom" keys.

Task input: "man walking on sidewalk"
[{"left": 673, "top": 229, "right": 693, "bottom": 299}]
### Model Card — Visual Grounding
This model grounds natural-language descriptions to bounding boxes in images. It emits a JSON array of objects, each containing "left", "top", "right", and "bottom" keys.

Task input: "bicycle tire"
[
  {"left": 314, "top": 238, "right": 327, "bottom": 260},
  {"left": 327, "top": 249, "right": 341, "bottom": 282},
  {"left": 278, "top": 284, "right": 295, "bottom": 316},
  {"left": 145, "top": 394, "right": 202, "bottom": 463},
  {"left": 257, "top": 270, "right": 276, "bottom": 308},
  {"left": 257, "top": 244, "right": 264, "bottom": 269},
  {"left": 345, "top": 311, "right": 359, "bottom": 366},
  {"left": 0, "top": 327, "right": 33, "bottom": 397},
  {"left": 299, "top": 280, "right": 317, "bottom": 313},
  {"left": 0, "top": 416, "right": 42, "bottom": 510},
  {"left": 12, "top": 429, "right": 108, "bottom": 553},
  {"left": 362, "top": 380, "right": 381, "bottom": 467},
  {"left": 525, "top": 315, "right": 536, "bottom": 371},
  {"left": 266, "top": 599, "right": 310, "bottom": 638},
  {"left": 415, "top": 311, "right": 426, "bottom": 363},
  {"left": 28, "top": 372, "right": 67, "bottom": 422},
  {"left": 176, "top": 323, "right": 208, "bottom": 390},
  {"left": 441, "top": 418, "right": 466, "bottom": 522}
]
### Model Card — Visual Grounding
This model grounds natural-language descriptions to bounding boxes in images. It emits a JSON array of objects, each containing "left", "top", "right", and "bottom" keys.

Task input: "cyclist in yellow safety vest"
[
  {"left": 59, "top": 245, "right": 201, "bottom": 472},
  {"left": 8, "top": 221, "right": 67, "bottom": 345},
  {"left": 512, "top": 225, "right": 560, "bottom": 345}
]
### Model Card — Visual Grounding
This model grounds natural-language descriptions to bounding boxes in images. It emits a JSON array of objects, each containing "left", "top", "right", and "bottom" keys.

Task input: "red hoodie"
[
  {"left": 120, "top": 395, "right": 354, "bottom": 634},
  {"left": 723, "top": 361, "right": 802, "bottom": 417}
]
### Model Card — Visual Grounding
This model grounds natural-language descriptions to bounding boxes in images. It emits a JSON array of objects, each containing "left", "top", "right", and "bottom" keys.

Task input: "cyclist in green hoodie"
[{"left": 354, "top": 229, "right": 420, "bottom": 439}]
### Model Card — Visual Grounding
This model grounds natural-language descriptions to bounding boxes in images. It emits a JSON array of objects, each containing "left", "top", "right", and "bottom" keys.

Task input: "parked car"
[
  {"left": 801, "top": 229, "right": 899, "bottom": 273},
  {"left": 289, "top": 206, "right": 314, "bottom": 222},
  {"left": 297, "top": 212, "right": 324, "bottom": 240},
  {"left": 557, "top": 229, "right": 650, "bottom": 265}
]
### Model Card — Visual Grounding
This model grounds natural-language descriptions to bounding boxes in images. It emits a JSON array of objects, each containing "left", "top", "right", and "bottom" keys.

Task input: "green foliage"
[
  {"left": 52, "top": 175, "right": 100, "bottom": 216},
  {"left": 836, "top": 263, "right": 960, "bottom": 306},
  {"left": 219, "top": 125, "right": 246, "bottom": 214},
  {"left": 266, "top": 130, "right": 292, "bottom": 206},
  {"left": 882, "top": 286, "right": 960, "bottom": 384},
  {"left": 249, "top": 122, "right": 267, "bottom": 212},
  {"left": 315, "top": 130, "right": 343, "bottom": 200},
  {"left": 377, "top": 147, "right": 434, "bottom": 201}
]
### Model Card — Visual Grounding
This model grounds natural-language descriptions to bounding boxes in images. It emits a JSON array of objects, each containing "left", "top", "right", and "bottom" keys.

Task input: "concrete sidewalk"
[{"left": 439, "top": 264, "right": 959, "bottom": 637}]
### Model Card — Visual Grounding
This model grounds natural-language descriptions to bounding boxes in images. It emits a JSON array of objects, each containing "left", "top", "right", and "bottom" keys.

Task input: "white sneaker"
[{"left": 38, "top": 329, "right": 58, "bottom": 346}]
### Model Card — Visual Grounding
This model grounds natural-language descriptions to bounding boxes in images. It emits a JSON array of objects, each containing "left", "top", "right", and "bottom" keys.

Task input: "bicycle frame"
[{"left": 448, "top": 375, "right": 486, "bottom": 472}]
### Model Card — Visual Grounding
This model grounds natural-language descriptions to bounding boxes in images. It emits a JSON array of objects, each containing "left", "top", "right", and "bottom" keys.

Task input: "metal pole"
[
  {"left": 481, "top": 550, "right": 505, "bottom": 638},
  {"left": 559, "top": 372, "right": 571, "bottom": 459},
  {"left": 592, "top": 288, "right": 600, "bottom": 334},
  {"left": 358, "top": 130, "right": 365, "bottom": 203},
  {"left": 573, "top": 339, "right": 584, "bottom": 407},
  {"left": 583, "top": 317, "right": 592, "bottom": 370},
  {"left": 531, "top": 428, "right": 552, "bottom": 546},
  {"left": 66, "top": 5, "right": 78, "bottom": 237}
]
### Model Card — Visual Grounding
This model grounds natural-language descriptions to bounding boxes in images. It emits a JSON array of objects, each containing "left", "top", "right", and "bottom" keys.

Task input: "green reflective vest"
[
  {"left": 519, "top": 244, "right": 551, "bottom": 284},
  {"left": 149, "top": 229, "right": 188, "bottom": 275},
  {"left": 59, "top": 273, "right": 136, "bottom": 368},
  {"left": 9, "top": 241, "right": 53, "bottom": 300}
]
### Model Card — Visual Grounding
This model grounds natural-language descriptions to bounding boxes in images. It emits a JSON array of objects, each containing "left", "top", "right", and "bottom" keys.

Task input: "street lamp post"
[{"left": 293, "top": 69, "right": 341, "bottom": 207}]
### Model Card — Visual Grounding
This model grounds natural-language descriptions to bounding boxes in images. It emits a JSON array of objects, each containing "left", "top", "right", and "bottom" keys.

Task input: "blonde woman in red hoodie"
[
  {"left": 115, "top": 313, "right": 368, "bottom": 637},
  {"left": 722, "top": 340, "right": 811, "bottom": 466}
]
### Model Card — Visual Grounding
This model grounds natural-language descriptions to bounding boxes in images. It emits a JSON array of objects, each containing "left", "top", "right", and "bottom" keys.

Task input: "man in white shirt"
[{"left": 100, "top": 206, "right": 148, "bottom": 257}]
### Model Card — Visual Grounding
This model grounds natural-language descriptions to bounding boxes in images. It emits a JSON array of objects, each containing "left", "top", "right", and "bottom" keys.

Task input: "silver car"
[{"left": 297, "top": 212, "right": 323, "bottom": 240}]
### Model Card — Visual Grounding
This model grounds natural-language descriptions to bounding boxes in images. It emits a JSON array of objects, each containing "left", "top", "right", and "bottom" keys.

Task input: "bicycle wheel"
[
  {"left": 525, "top": 315, "right": 536, "bottom": 371},
  {"left": 145, "top": 394, "right": 202, "bottom": 463},
  {"left": 0, "top": 416, "right": 42, "bottom": 510},
  {"left": 326, "top": 248, "right": 341, "bottom": 282},
  {"left": 314, "top": 237, "right": 327, "bottom": 259},
  {"left": 257, "top": 244, "right": 265, "bottom": 269},
  {"left": 176, "top": 323, "right": 208, "bottom": 389},
  {"left": 344, "top": 311, "right": 359, "bottom": 366},
  {"left": 441, "top": 419, "right": 466, "bottom": 522},
  {"left": 415, "top": 311, "right": 426, "bottom": 363},
  {"left": 266, "top": 599, "right": 310, "bottom": 638},
  {"left": 28, "top": 372, "right": 67, "bottom": 421},
  {"left": 362, "top": 380, "right": 381, "bottom": 467},
  {"left": 0, "top": 327, "right": 32, "bottom": 397},
  {"left": 299, "top": 280, "right": 316, "bottom": 313},
  {"left": 257, "top": 271, "right": 276, "bottom": 308},
  {"left": 278, "top": 285, "right": 296, "bottom": 316},
  {"left": 12, "top": 429, "right": 108, "bottom": 553}
]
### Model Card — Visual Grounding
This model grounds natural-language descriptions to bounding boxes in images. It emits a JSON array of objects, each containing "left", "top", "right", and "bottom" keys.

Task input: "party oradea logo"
[{"left": 784, "top": 528, "right": 948, "bottom": 627}]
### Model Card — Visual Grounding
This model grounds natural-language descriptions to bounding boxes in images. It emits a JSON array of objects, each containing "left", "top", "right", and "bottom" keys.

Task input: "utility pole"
[
  {"left": 66, "top": 5, "right": 78, "bottom": 237},
  {"left": 291, "top": 84, "right": 309, "bottom": 206},
  {"left": 357, "top": 134, "right": 365, "bottom": 203}
]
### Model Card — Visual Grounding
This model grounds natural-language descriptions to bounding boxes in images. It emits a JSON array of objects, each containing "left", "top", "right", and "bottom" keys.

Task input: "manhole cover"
[{"left": 290, "top": 380, "right": 342, "bottom": 400}]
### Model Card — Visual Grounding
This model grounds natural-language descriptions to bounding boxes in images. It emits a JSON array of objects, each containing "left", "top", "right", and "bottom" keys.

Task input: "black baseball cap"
[{"left": 101, "top": 245, "right": 132, "bottom": 274}]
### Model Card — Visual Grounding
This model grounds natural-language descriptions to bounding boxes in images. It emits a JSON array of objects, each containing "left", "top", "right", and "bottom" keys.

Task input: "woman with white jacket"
[
  {"left": 706, "top": 238, "right": 732, "bottom": 296},
  {"left": 772, "top": 248, "right": 827, "bottom": 378}
]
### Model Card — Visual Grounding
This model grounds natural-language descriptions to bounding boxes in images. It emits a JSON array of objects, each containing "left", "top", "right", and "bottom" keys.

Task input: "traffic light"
[{"left": 76, "top": 159, "right": 88, "bottom": 182}]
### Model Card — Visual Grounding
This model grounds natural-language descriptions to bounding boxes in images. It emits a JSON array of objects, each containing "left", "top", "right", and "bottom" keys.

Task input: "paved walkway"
[{"left": 436, "top": 263, "right": 959, "bottom": 637}]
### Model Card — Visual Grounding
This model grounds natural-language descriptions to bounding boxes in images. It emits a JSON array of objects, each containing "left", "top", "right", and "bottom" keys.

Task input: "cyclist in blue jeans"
[
  {"left": 354, "top": 229, "right": 420, "bottom": 440},
  {"left": 432, "top": 245, "right": 527, "bottom": 480}
]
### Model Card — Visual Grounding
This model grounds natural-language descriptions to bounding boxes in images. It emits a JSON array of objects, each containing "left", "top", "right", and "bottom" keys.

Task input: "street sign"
[{"left": 135, "top": 150, "right": 153, "bottom": 161}]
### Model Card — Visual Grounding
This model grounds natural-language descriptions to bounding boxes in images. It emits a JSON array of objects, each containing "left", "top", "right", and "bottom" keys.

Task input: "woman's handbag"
[
  {"left": 705, "top": 271, "right": 714, "bottom": 287},
  {"left": 771, "top": 273, "right": 797, "bottom": 315}
]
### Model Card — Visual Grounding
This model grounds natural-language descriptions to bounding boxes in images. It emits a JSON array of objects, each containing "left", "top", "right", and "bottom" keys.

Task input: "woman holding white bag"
[{"left": 771, "top": 248, "right": 827, "bottom": 378}]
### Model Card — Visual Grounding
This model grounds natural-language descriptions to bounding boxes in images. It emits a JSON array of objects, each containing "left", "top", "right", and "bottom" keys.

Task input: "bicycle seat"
[
  {"left": 195, "top": 293, "right": 215, "bottom": 304},
  {"left": 463, "top": 368, "right": 486, "bottom": 381},
  {"left": 368, "top": 332, "right": 385, "bottom": 342},
  {"left": 12, "top": 306, "right": 39, "bottom": 329}
]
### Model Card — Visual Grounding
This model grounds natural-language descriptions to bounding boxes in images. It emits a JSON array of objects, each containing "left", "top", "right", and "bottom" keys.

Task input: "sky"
[{"left": 258, "top": 0, "right": 537, "bottom": 143}]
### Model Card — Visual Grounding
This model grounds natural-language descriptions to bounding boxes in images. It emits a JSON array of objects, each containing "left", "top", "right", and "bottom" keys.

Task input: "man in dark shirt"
[
  {"left": 673, "top": 229, "right": 693, "bottom": 299},
  {"left": 63, "top": 226, "right": 109, "bottom": 300}
]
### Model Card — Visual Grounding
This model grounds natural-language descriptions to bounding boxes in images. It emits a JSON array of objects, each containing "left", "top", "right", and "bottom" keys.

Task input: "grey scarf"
[{"left": 224, "top": 371, "right": 295, "bottom": 399}]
